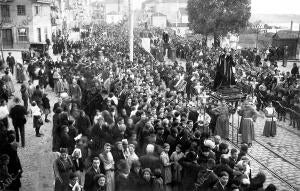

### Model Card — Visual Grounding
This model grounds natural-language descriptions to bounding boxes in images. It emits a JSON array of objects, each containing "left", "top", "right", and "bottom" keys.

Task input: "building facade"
[
  {"left": 64, "top": 0, "right": 91, "bottom": 29},
  {"left": 143, "top": 0, "right": 187, "bottom": 23},
  {"left": 0, "top": 0, "right": 52, "bottom": 49},
  {"left": 151, "top": 12, "right": 166, "bottom": 28},
  {"left": 102, "top": 0, "right": 128, "bottom": 16}
]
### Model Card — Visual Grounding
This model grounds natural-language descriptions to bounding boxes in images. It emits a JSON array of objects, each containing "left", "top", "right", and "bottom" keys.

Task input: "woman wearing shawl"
[
  {"left": 16, "top": 63, "right": 26, "bottom": 83},
  {"left": 54, "top": 148, "right": 75, "bottom": 191},
  {"left": 99, "top": 143, "right": 115, "bottom": 191},
  {"left": 1, "top": 70, "right": 14, "bottom": 97}
]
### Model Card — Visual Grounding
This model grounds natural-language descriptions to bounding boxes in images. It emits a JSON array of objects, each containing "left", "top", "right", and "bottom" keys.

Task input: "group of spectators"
[{"left": 0, "top": 20, "right": 299, "bottom": 191}]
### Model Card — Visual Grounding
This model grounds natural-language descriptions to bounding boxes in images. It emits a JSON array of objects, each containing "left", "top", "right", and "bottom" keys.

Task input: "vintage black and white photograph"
[{"left": 0, "top": 0, "right": 300, "bottom": 190}]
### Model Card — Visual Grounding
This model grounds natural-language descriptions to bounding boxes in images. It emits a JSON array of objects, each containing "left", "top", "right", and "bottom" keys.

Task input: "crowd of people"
[{"left": 0, "top": 20, "right": 299, "bottom": 191}]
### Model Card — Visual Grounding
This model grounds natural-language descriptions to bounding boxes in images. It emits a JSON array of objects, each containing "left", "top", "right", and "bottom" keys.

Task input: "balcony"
[{"left": 0, "top": 17, "right": 12, "bottom": 24}]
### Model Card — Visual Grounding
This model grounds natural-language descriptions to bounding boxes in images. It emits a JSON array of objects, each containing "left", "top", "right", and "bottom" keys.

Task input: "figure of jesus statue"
[{"left": 213, "top": 50, "right": 236, "bottom": 89}]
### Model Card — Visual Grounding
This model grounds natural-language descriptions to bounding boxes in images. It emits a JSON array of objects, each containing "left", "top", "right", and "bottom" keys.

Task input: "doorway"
[
  {"left": 2, "top": 29, "right": 13, "bottom": 48},
  {"left": 37, "top": 28, "right": 41, "bottom": 42}
]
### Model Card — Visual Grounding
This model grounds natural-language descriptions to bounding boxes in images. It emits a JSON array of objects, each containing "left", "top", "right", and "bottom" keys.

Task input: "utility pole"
[
  {"left": 298, "top": 24, "right": 300, "bottom": 60},
  {"left": 0, "top": 22, "right": 4, "bottom": 64},
  {"left": 129, "top": 0, "right": 134, "bottom": 61}
]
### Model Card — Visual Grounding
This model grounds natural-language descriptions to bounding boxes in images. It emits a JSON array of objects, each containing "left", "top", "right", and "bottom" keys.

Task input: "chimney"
[{"left": 291, "top": 20, "right": 293, "bottom": 31}]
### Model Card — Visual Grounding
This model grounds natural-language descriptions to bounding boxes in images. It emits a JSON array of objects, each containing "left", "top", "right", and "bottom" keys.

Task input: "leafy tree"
[{"left": 187, "top": 0, "right": 251, "bottom": 46}]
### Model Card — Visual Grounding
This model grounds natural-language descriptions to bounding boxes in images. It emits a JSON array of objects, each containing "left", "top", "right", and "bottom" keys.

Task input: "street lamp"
[{"left": 128, "top": 0, "right": 134, "bottom": 61}]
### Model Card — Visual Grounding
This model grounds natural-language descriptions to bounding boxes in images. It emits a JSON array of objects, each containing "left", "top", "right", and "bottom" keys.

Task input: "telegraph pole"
[
  {"left": 129, "top": 0, "right": 134, "bottom": 61},
  {"left": 0, "top": 22, "right": 4, "bottom": 64}
]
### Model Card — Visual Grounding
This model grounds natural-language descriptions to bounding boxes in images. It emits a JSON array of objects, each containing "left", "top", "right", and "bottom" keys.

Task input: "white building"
[
  {"left": 105, "top": 11, "right": 123, "bottom": 24},
  {"left": 151, "top": 12, "right": 167, "bottom": 28},
  {"left": 0, "top": 0, "right": 52, "bottom": 49},
  {"left": 143, "top": 0, "right": 187, "bottom": 23},
  {"left": 178, "top": 8, "right": 188, "bottom": 23}
]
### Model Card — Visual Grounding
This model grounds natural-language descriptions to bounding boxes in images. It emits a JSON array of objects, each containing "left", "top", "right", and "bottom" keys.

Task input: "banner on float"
[{"left": 141, "top": 38, "right": 151, "bottom": 53}]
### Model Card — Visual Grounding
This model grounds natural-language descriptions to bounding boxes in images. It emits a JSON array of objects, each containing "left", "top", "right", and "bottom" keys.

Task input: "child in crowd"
[{"left": 31, "top": 101, "right": 43, "bottom": 137}]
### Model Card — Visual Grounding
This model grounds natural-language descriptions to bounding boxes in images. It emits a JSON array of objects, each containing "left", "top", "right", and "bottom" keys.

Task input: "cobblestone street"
[
  {"left": 228, "top": 111, "right": 300, "bottom": 190},
  {"left": 4, "top": 72, "right": 56, "bottom": 191}
]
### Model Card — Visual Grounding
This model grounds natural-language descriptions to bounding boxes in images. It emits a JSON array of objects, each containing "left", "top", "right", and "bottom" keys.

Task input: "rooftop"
[
  {"left": 273, "top": 30, "right": 300, "bottom": 39},
  {"left": 152, "top": 12, "right": 166, "bottom": 17},
  {"left": 168, "top": 22, "right": 189, "bottom": 27}
]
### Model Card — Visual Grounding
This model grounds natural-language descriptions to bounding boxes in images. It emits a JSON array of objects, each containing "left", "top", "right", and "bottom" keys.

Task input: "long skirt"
[
  {"left": 172, "top": 163, "right": 182, "bottom": 183},
  {"left": 16, "top": 68, "right": 26, "bottom": 82},
  {"left": 106, "top": 170, "right": 115, "bottom": 191},
  {"left": 241, "top": 118, "right": 255, "bottom": 144},
  {"left": 5, "top": 81, "right": 15, "bottom": 95},
  {"left": 215, "top": 115, "right": 229, "bottom": 139},
  {"left": 263, "top": 121, "right": 277, "bottom": 137},
  {"left": 162, "top": 166, "right": 172, "bottom": 184}
]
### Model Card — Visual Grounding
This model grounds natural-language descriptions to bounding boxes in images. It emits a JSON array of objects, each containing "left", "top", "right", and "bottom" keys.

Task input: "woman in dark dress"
[
  {"left": 53, "top": 148, "right": 74, "bottom": 191},
  {"left": 53, "top": 107, "right": 62, "bottom": 152},
  {"left": 16, "top": 63, "right": 26, "bottom": 83},
  {"left": 0, "top": 133, "right": 23, "bottom": 191}
]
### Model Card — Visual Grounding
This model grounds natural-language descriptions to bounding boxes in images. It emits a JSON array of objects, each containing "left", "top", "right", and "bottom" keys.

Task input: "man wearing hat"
[{"left": 6, "top": 52, "right": 15, "bottom": 75}]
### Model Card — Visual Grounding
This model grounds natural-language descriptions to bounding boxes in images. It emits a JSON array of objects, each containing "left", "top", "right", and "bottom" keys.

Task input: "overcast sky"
[
  {"left": 94, "top": 0, "right": 300, "bottom": 14},
  {"left": 251, "top": 0, "right": 300, "bottom": 14}
]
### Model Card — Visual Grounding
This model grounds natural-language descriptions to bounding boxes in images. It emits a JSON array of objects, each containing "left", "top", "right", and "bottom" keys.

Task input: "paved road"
[
  {"left": 3, "top": 71, "right": 56, "bottom": 191},
  {"left": 229, "top": 111, "right": 300, "bottom": 190}
]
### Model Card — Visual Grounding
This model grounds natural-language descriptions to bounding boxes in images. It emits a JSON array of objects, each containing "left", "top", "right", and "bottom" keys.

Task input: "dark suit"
[
  {"left": 179, "top": 159, "right": 203, "bottom": 191},
  {"left": 0, "top": 143, "right": 22, "bottom": 190},
  {"left": 228, "top": 156, "right": 237, "bottom": 169},
  {"left": 6, "top": 56, "right": 15, "bottom": 74},
  {"left": 9, "top": 105, "right": 27, "bottom": 147},
  {"left": 84, "top": 167, "right": 102, "bottom": 191},
  {"left": 139, "top": 153, "right": 162, "bottom": 172},
  {"left": 72, "top": 158, "right": 84, "bottom": 172}
]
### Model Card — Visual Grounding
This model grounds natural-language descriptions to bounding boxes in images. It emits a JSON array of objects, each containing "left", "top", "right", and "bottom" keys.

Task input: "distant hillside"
[{"left": 250, "top": 14, "right": 300, "bottom": 24}]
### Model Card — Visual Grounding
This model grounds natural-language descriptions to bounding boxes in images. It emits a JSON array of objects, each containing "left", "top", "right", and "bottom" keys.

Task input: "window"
[
  {"left": 17, "top": 5, "right": 26, "bottom": 15},
  {"left": 1, "top": 5, "right": 10, "bottom": 17},
  {"left": 18, "top": 28, "right": 29, "bottom": 42},
  {"left": 44, "top": 27, "right": 48, "bottom": 40},
  {"left": 37, "top": 28, "right": 41, "bottom": 42},
  {"left": 34, "top": 6, "right": 40, "bottom": 15}
]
